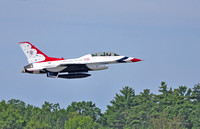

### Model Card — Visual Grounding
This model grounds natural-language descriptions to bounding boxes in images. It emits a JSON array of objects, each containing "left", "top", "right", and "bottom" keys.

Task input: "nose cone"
[{"left": 131, "top": 58, "right": 143, "bottom": 62}]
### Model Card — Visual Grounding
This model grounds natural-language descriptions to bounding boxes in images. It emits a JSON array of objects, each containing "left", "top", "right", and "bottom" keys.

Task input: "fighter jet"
[{"left": 19, "top": 42, "right": 142, "bottom": 79}]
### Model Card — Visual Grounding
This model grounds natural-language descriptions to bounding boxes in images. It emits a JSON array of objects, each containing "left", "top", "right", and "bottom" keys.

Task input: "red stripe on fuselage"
[{"left": 37, "top": 57, "right": 65, "bottom": 63}]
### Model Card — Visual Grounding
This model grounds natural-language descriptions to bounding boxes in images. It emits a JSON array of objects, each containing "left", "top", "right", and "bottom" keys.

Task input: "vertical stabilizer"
[
  {"left": 19, "top": 42, "right": 49, "bottom": 63},
  {"left": 19, "top": 42, "right": 65, "bottom": 64}
]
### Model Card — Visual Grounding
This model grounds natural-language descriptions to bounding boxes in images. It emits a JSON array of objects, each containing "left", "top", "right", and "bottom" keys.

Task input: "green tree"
[
  {"left": 65, "top": 112, "right": 102, "bottom": 129},
  {"left": 0, "top": 82, "right": 200, "bottom": 129},
  {"left": 66, "top": 101, "right": 102, "bottom": 122},
  {"left": 152, "top": 83, "right": 199, "bottom": 129},
  {"left": 0, "top": 99, "right": 26, "bottom": 129},
  {"left": 104, "top": 86, "right": 135, "bottom": 128},
  {"left": 152, "top": 111, "right": 186, "bottom": 129},
  {"left": 128, "top": 89, "right": 155, "bottom": 128},
  {"left": 191, "top": 84, "right": 200, "bottom": 102}
]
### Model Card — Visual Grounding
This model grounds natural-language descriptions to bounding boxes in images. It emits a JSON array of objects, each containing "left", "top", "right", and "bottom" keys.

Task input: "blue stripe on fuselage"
[{"left": 117, "top": 56, "right": 129, "bottom": 63}]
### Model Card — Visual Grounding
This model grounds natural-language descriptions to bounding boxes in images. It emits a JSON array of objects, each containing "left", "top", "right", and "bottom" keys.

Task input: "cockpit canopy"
[{"left": 91, "top": 52, "right": 119, "bottom": 57}]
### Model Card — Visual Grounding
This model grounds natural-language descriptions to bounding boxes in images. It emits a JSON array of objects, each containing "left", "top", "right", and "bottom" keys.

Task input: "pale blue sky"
[{"left": 0, "top": 0, "right": 200, "bottom": 112}]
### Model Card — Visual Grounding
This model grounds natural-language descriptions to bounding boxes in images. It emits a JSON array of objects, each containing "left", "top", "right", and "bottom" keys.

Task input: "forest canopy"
[{"left": 0, "top": 82, "right": 199, "bottom": 129}]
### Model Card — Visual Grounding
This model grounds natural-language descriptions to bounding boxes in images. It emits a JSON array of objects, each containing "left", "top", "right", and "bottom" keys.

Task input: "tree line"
[{"left": 0, "top": 82, "right": 199, "bottom": 129}]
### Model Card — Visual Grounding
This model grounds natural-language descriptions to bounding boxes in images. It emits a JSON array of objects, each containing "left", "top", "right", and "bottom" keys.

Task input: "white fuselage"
[
  {"left": 19, "top": 42, "right": 142, "bottom": 79},
  {"left": 26, "top": 54, "right": 133, "bottom": 73}
]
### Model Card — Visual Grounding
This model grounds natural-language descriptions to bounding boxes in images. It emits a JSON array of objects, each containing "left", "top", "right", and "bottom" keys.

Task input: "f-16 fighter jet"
[{"left": 19, "top": 42, "right": 142, "bottom": 79}]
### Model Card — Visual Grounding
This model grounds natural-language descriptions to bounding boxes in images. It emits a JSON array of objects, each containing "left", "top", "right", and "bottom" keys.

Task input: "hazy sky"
[{"left": 0, "top": 0, "right": 200, "bottom": 112}]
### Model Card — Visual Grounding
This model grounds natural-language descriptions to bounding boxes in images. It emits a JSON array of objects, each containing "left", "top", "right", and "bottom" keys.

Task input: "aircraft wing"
[{"left": 59, "top": 64, "right": 90, "bottom": 73}]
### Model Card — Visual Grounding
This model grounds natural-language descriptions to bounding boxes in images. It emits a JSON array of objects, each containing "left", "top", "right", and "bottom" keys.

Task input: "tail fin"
[{"left": 19, "top": 42, "right": 64, "bottom": 63}]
